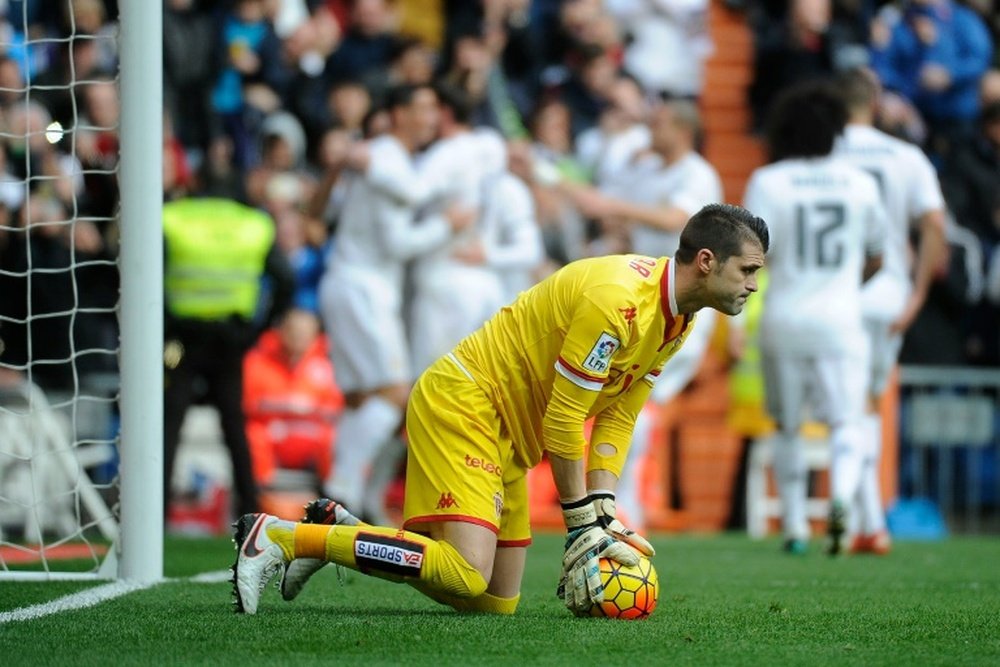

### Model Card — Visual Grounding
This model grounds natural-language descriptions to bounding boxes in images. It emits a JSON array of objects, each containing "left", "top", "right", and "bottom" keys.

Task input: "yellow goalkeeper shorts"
[{"left": 403, "top": 354, "right": 531, "bottom": 547}]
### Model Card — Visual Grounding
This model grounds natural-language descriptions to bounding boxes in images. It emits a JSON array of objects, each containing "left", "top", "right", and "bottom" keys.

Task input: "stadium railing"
[{"left": 897, "top": 365, "right": 1000, "bottom": 534}]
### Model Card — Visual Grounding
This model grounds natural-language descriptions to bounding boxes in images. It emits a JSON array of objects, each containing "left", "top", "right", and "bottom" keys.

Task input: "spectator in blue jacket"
[{"left": 871, "top": 0, "right": 992, "bottom": 156}]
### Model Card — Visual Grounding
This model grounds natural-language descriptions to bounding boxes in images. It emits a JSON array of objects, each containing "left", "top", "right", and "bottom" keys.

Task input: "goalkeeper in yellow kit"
[{"left": 231, "top": 203, "right": 768, "bottom": 616}]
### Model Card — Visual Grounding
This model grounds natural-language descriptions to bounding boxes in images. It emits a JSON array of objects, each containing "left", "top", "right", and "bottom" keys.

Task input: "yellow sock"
[
  {"left": 293, "top": 523, "right": 487, "bottom": 599},
  {"left": 451, "top": 592, "right": 520, "bottom": 615},
  {"left": 293, "top": 523, "right": 329, "bottom": 559},
  {"left": 409, "top": 583, "right": 520, "bottom": 615}
]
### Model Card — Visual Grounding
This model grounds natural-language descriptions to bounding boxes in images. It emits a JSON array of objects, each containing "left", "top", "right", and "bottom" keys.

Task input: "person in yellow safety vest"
[
  {"left": 162, "top": 197, "right": 294, "bottom": 519},
  {"left": 728, "top": 268, "right": 772, "bottom": 439}
]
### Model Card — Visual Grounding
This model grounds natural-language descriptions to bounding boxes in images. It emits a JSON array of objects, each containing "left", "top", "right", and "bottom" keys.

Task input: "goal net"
[{"left": 0, "top": 0, "right": 162, "bottom": 581}]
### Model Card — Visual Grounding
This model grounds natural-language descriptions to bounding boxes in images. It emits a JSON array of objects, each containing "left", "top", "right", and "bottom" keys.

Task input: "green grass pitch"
[{"left": 1, "top": 533, "right": 998, "bottom": 666}]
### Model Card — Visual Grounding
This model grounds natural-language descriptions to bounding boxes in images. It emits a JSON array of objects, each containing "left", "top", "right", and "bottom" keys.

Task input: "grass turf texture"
[{"left": 1, "top": 534, "right": 998, "bottom": 666}]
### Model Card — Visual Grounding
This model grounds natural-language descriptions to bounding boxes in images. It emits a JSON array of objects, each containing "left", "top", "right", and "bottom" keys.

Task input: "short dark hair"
[
  {"left": 765, "top": 80, "right": 847, "bottom": 162},
  {"left": 383, "top": 82, "right": 435, "bottom": 111},
  {"left": 390, "top": 35, "right": 426, "bottom": 62},
  {"left": 434, "top": 80, "right": 474, "bottom": 125},
  {"left": 674, "top": 203, "right": 769, "bottom": 264},
  {"left": 835, "top": 67, "right": 879, "bottom": 112}
]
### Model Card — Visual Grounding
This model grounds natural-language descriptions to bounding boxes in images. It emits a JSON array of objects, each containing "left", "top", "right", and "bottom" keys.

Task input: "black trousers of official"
[{"left": 163, "top": 321, "right": 259, "bottom": 519}]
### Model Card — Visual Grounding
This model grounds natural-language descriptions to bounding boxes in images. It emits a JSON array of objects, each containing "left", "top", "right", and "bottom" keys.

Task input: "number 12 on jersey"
[{"left": 795, "top": 202, "right": 846, "bottom": 269}]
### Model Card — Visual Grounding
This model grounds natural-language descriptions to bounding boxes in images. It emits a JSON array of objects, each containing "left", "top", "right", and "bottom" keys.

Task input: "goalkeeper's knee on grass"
[
  {"left": 409, "top": 582, "right": 520, "bottom": 615},
  {"left": 293, "top": 523, "right": 488, "bottom": 599},
  {"left": 449, "top": 591, "right": 520, "bottom": 615}
]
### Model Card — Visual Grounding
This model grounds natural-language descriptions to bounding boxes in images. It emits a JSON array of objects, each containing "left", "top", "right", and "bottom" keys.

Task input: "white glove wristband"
[{"left": 561, "top": 497, "right": 599, "bottom": 532}]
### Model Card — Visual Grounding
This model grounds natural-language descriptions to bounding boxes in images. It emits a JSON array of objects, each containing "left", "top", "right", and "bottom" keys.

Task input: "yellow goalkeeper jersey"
[{"left": 451, "top": 254, "right": 694, "bottom": 475}]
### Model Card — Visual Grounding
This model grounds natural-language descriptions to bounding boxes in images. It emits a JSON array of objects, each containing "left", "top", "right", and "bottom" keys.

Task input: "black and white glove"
[
  {"left": 591, "top": 491, "right": 656, "bottom": 557},
  {"left": 556, "top": 497, "right": 640, "bottom": 614}
]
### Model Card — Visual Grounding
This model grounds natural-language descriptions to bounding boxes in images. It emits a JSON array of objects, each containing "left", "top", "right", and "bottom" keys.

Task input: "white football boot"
[{"left": 231, "top": 513, "right": 293, "bottom": 614}]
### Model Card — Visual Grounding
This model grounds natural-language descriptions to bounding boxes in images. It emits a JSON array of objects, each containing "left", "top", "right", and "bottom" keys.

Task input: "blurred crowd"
[{"left": 0, "top": 0, "right": 998, "bottom": 505}]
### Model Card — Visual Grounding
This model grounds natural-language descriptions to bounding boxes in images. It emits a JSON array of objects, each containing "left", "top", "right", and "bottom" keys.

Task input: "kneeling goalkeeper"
[{"left": 231, "top": 203, "right": 768, "bottom": 615}]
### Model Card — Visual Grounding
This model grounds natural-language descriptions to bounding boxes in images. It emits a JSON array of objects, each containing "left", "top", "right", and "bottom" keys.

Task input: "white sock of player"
[
  {"left": 617, "top": 403, "right": 654, "bottom": 531},
  {"left": 859, "top": 413, "right": 886, "bottom": 534},
  {"left": 771, "top": 431, "right": 809, "bottom": 540},
  {"left": 829, "top": 421, "right": 865, "bottom": 511},
  {"left": 325, "top": 396, "right": 402, "bottom": 512}
]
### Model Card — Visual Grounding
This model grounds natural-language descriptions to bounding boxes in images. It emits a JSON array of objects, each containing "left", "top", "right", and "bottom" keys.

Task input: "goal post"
[
  {"left": 118, "top": 0, "right": 163, "bottom": 583},
  {"left": 0, "top": 0, "right": 163, "bottom": 582}
]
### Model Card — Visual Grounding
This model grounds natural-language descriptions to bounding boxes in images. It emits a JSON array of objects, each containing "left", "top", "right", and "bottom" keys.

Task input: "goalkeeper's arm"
[
  {"left": 551, "top": 456, "right": 639, "bottom": 613},
  {"left": 544, "top": 374, "right": 639, "bottom": 613},
  {"left": 587, "top": 375, "right": 657, "bottom": 557}
]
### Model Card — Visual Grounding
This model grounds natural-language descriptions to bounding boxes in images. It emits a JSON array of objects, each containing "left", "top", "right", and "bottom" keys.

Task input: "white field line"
[
  {"left": 185, "top": 569, "right": 232, "bottom": 583},
  {"left": 0, "top": 569, "right": 234, "bottom": 624},
  {"left": 0, "top": 580, "right": 149, "bottom": 624}
]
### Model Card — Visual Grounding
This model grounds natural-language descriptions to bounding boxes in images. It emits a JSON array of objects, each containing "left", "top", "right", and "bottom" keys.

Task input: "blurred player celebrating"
[
  {"left": 833, "top": 68, "right": 947, "bottom": 554},
  {"left": 231, "top": 204, "right": 768, "bottom": 616},
  {"left": 568, "top": 99, "right": 724, "bottom": 260},
  {"left": 744, "top": 82, "right": 886, "bottom": 555},
  {"left": 408, "top": 84, "right": 538, "bottom": 376},
  {"left": 317, "top": 83, "right": 472, "bottom": 522}
]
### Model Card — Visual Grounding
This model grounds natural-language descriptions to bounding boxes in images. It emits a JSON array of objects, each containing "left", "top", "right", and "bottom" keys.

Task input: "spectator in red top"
[{"left": 243, "top": 308, "right": 344, "bottom": 488}]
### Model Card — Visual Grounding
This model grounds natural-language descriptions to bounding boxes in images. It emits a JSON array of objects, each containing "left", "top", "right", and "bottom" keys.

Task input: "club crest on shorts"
[
  {"left": 493, "top": 492, "right": 503, "bottom": 519},
  {"left": 583, "top": 332, "right": 620, "bottom": 373}
]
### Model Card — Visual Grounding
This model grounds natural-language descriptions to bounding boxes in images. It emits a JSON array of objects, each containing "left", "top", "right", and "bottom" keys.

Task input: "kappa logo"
[
  {"left": 436, "top": 492, "right": 459, "bottom": 510},
  {"left": 618, "top": 306, "right": 637, "bottom": 324},
  {"left": 582, "top": 332, "right": 620, "bottom": 374}
]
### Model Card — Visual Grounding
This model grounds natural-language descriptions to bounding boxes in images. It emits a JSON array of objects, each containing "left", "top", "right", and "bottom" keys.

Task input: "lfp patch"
[{"left": 582, "top": 332, "right": 620, "bottom": 374}]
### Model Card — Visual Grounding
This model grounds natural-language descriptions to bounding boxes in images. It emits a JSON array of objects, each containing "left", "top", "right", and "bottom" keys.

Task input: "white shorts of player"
[
  {"left": 861, "top": 271, "right": 908, "bottom": 398},
  {"left": 409, "top": 264, "right": 506, "bottom": 377},
  {"left": 761, "top": 347, "right": 869, "bottom": 434},
  {"left": 319, "top": 264, "right": 411, "bottom": 393}
]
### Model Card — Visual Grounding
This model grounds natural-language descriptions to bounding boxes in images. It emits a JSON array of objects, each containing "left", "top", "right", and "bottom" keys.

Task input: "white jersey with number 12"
[{"left": 744, "top": 156, "right": 887, "bottom": 355}]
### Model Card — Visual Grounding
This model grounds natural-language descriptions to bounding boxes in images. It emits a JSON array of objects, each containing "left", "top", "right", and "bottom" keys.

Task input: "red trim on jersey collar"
[
  {"left": 659, "top": 258, "right": 674, "bottom": 325},
  {"left": 659, "top": 258, "right": 692, "bottom": 349}
]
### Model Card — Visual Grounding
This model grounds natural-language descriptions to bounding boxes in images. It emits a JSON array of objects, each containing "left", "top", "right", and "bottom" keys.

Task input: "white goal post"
[
  {"left": 117, "top": 0, "right": 163, "bottom": 584},
  {"left": 0, "top": 0, "right": 162, "bottom": 582}
]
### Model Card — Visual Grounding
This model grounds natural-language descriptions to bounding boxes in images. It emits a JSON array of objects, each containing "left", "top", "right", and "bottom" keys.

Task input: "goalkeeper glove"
[
  {"left": 591, "top": 490, "right": 655, "bottom": 557},
  {"left": 556, "top": 497, "right": 639, "bottom": 614}
]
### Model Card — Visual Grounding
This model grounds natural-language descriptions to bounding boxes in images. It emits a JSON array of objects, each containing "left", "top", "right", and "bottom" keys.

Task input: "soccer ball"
[{"left": 586, "top": 556, "right": 659, "bottom": 620}]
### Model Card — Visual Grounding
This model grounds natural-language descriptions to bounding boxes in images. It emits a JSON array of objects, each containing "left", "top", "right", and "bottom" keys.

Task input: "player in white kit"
[
  {"left": 408, "top": 85, "right": 542, "bottom": 375},
  {"left": 459, "top": 128, "right": 544, "bottom": 307},
  {"left": 574, "top": 74, "right": 652, "bottom": 188},
  {"left": 568, "top": 100, "right": 723, "bottom": 259},
  {"left": 318, "top": 83, "right": 472, "bottom": 520},
  {"left": 744, "top": 82, "right": 886, "bottom": 555},
  {"left": 833, "top": 68, "right": 947, "bottom": 554}
]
